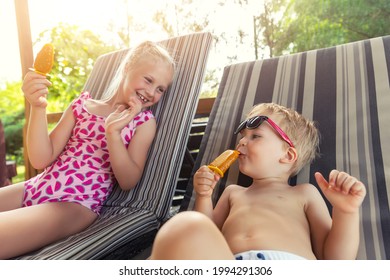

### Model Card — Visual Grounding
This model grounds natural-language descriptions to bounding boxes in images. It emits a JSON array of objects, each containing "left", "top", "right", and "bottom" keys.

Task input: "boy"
[{"left": 150, "top": 103, "right": 366, "bottom": 260}]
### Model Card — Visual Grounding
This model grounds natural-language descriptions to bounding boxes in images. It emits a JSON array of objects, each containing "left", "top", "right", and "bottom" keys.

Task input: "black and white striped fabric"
[
  {"left": 181, "top": 35, "right": 390, "bottom": 260},
  {"left": 16, "top": 32, "right": 213, "bottom": 259}
]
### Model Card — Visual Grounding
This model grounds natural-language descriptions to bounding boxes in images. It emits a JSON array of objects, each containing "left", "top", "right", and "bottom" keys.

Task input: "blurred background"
[{"left": 1, "top": 0, "right": 389, "bottom": 183}]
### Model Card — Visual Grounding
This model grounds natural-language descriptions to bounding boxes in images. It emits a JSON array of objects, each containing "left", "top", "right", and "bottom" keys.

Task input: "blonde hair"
[
  {"left": 247, "top": 103, "right": 320, "bottom": 177},
  {"left": 101, "top": 41, "right": 176, "bottom": 100}
]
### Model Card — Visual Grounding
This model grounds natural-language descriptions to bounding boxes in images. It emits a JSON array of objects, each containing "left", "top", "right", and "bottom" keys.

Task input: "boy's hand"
[
  {"left": 315, "top": 170, "right": 366, "bottom": 213},
  {"left": 194, "top": 165, "right": 220, "bottom": 197}
]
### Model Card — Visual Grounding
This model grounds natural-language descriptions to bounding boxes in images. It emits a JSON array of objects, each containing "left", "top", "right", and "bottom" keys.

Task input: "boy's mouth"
[{"left": 136, "top": 92, "right": 149, "bottom": 104}]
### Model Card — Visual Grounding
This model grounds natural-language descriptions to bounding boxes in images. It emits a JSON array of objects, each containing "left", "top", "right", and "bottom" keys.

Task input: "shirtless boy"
[{"left": 150, "top": 103, "right": 366, "bottom": 260}]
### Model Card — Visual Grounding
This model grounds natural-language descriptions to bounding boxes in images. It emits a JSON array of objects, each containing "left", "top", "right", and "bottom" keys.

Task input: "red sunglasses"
[{"left": 234, "top": 115, "right": 294, "bottom": 148}]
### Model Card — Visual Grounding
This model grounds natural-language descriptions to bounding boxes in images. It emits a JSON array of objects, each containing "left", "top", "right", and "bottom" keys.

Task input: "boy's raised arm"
[{"left": 315, "top": 170, "right": 366, "bottom": 259}]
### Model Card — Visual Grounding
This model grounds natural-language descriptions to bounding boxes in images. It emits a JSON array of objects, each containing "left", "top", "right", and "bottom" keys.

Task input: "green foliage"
[
  {"left": 253, "top": 0, "right": 390, "bottom": 56},
  {"left": 254, "top": 0, "right": 287, "bottom": 58},
  {"left": 0, "top": 81, "right": 25, "bottom": 161},
  {"left": 35, "top": 23, "right": 118, "bottom": 112},
  {"left": 199, "top": 69, "right": 219, "bottom": 98},
  {"left": 3, "top": 112, "right": 24, "bottom": 164},
  {"left": 153, "top": 1, "right": 216, "bottom": 95},
  {"left": 0, "top": 81, "right": 24, "bottom": 117},
  {"left": 275, "top": 0, "right": 390, "bottom": 54}
]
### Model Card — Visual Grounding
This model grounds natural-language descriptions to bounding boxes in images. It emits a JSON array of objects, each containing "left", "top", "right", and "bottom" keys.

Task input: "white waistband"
[{"left": 235, "top": 250, "right": 306, "bottom": 260}]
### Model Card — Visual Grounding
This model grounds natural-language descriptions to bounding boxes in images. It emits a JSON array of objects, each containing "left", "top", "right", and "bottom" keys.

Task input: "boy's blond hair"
[{"left": 247, "top": 103, "right": 320, "bottom": 177}]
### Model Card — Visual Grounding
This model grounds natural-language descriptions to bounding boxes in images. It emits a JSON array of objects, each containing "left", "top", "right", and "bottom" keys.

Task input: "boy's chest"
[{"left": 230, "top": 188, "right": 305, "bottom": 214}]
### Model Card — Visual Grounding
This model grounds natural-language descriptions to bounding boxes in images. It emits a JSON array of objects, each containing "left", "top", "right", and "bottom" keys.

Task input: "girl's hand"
[
  {"left": 105, "top": 96, "right": 142, "bottom": 135},
  {"left": 315, "top": 170, "right": 366, "bottom": 213},
  {"left": 22, "top": 71, "right": 52, "bottom": 108},
  {"left": 128, "top": 96, "right": 143, "bottom": 115},
  {"left": 194, "top": 165, "right": 220, "bottom": 198}
]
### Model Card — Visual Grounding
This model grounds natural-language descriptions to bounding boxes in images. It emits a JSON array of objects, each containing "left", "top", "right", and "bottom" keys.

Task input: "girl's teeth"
[{"left": 137, "top": 93, "right": 148, "bottom": 103}]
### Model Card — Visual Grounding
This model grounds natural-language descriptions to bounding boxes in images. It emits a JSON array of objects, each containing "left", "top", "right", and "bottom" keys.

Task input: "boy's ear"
[{"left": 280, "top": 147, "right": 298, "bottom": 164}]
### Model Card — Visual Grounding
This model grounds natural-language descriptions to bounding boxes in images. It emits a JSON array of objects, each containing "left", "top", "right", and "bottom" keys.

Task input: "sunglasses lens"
[
  {"left": 234, "top": 121, "right": 246, "bottom": 134},
  {"left": 234, "top": 116, "right": 266, "bottom": 134},
  {"left": 247, "top": 116, "right": 264, "bottom": 129}
]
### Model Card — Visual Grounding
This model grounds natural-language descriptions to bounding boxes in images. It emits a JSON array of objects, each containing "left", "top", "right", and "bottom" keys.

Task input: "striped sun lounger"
[
  {"left": 180, "top": 35, "right": 390, "bottom": 260},
  {"left": 15, "top": 32, "right": 213, "bottom": 259}
]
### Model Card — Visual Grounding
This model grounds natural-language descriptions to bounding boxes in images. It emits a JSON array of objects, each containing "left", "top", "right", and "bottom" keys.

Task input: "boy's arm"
[
  {"left": 324, "top": 207, "right": 360, "bottom": 259},
  {"left": 212, "top": 185, "right": 235, "bottom": 230},
  {"left": 315, "top": 170, "right": 366, "bottom": 259},
  {"left": 193, "top": 166, "right": 232, "bottom": 229}
]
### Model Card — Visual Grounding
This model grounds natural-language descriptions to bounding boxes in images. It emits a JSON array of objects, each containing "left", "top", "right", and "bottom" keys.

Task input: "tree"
[
  {"left": 272, "top": 0, "right": 390, "bottom": 55},
  {"left": 0, "top": 81, "right": 25, "bottom": 162},
  {"left": 35, "top": 23, "right": 117, "bottom": 112},
  {"left": 253, "top": 0, "right": 287, "bottom": 58},
  {"left": 153, "top": 0, "right": 218, "bottom": 97}
]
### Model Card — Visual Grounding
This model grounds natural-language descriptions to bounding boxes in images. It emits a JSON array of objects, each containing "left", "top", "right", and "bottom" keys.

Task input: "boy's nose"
[{"left": 238, "top": 137, "right": 247, "bottom": 147}]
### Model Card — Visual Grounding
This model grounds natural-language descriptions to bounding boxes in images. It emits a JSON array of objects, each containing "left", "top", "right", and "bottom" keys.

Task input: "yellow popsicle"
[
  {"left": 31, "top": 43, "right": 55, "bottom": 76},
  {"left": 208, "top": 149, "right": 240, "bottom": 177}
]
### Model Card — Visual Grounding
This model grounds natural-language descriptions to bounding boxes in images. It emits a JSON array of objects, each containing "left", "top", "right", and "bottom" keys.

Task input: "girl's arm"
[
  {"left": 106, "top": 116, "right": 156, "bottom": 191},
  {"left": 23, "top": 72, "right": 74, "bottom": 169}
]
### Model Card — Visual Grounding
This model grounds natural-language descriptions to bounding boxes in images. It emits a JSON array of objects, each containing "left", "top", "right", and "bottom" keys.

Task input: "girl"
[{"left": 0, "top": 41, "right": 175, "bottom": 259}]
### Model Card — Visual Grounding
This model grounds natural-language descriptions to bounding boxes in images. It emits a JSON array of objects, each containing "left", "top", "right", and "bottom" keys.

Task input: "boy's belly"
[{"left": 222, "top": 215, "right": 317, "bottom": 259}]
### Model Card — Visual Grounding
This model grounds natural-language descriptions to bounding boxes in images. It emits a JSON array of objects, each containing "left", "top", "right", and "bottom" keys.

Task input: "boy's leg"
[
  {"left": 0, "top": 202, "right": 97, "bottom": 259},
  {"left": 150, "top": 211, "right": 234, "bottom": 260},
  {"left": 0, "top": 182, "right": 25, "bottom": 212}
]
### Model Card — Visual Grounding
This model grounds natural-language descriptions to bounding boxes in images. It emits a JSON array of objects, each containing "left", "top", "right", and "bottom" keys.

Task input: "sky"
[{"left": 0, "top": 0, "right": 263, "bottom": 85}]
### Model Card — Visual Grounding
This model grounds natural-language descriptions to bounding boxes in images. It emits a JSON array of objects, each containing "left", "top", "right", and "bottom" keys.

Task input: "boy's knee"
[
  {"left": 156, "top": 211, "right": 213, "bottom": 242},
  {"left": 151, "top": 211, "right": 229, "bottom": 259}
]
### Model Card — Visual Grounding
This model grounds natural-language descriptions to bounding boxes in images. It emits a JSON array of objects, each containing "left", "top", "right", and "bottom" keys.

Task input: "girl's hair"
[
  {"left": 247, "top": 103, "right": 320, "bottom": 177},
  {"left": 101, "top": 41, "right": 176, "bottom": 100}
]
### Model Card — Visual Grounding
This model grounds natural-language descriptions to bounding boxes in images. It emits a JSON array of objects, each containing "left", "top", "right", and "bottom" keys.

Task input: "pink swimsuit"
[{"left": 22, "top": 92, "right": 154, "bottom": 214}]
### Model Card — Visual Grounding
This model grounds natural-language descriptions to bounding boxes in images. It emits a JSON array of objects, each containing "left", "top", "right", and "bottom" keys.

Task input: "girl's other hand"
[
  {"left": 105, "top": 97, "right": 142, "bottom": 135},
  {"left": 127, "top": 96, "right": 142, "bottom": 115}
]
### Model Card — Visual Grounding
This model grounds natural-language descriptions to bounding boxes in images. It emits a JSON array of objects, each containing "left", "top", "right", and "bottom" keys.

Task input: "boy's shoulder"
[
  {"left": 223, "top": 184, "right": 246, "bottom": 196},
  {"left": 292, "top": 182, "right": 324, "bottom": 202},
  {"left": 225, "top": 184, "right": 246, "bottom": 191}
]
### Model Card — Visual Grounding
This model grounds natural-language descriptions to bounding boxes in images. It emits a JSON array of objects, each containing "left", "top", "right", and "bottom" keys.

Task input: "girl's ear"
[{"left": 280, "top": 147, "right": 298, "bottom": 164}]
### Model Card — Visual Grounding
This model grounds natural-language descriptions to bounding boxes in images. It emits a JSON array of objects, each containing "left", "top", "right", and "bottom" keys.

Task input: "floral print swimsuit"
[{"left": 22, "top": 92, "right": 154, "bottom": 214}]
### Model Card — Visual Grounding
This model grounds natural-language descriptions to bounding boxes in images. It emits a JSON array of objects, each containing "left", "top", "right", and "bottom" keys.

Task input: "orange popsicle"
[
  {"left": 30, "top": 43, "right": 55, "bottom": 76},
  {"left": 208, "top": 150, "right": 240, "bottom": 177}
]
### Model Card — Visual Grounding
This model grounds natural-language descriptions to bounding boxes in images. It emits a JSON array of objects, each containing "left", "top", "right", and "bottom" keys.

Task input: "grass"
[{"left": 13, "top": 164, "right": 25, "bottom": 183}]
